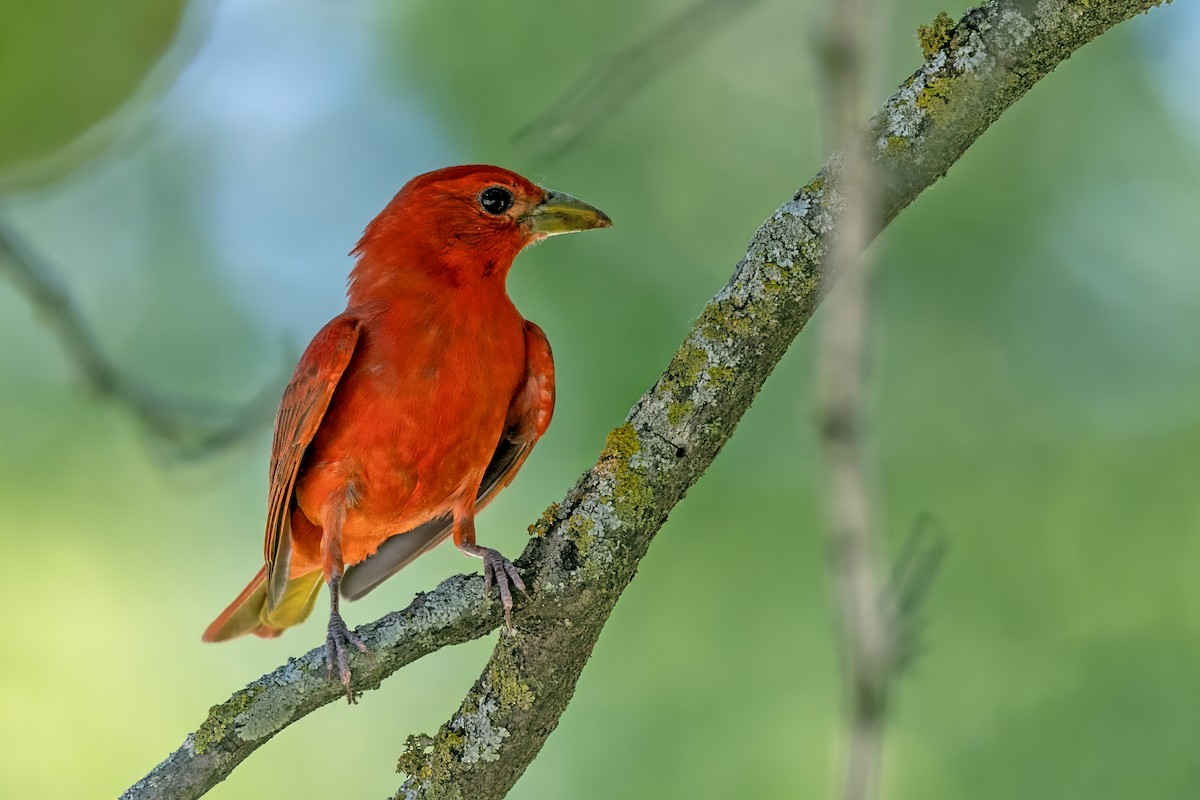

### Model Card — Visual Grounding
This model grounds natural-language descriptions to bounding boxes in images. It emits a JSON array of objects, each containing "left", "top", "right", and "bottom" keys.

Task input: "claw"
[
  {"left": 326, "top": 612, "right": 369, "bottom": 703},
  {"left": 477, "top": 548, "right": 526, "bottom": 631}
]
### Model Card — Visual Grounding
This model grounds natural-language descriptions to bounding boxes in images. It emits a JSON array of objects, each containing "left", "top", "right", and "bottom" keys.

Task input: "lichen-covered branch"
[
  {"left": 0, "top": 222, "right": 281, "bottom": 458},
  {"left": 120, "top": 574, "right": 505, "bottom": 800},
  {"left": 118, "top": 2, "right": 1170, "bottom": 798}
]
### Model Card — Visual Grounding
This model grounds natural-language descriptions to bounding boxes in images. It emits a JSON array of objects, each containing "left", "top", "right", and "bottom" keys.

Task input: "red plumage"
[{"left": 202, "top": 165, "right": 610, "bottom": 699}]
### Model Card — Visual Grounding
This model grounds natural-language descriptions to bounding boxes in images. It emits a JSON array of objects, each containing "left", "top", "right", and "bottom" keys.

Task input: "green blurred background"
[{"left": 2, "top": 0, "right": 1199, "bottom": 797}]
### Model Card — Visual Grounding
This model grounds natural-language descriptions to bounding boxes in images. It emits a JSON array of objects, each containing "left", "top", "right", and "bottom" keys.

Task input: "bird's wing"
[
  {"left": 264, "top": 313, "right": 361, "bottom": 608},
  {"left": 340, "top": 320, "right": 555, "bottom": 601}
]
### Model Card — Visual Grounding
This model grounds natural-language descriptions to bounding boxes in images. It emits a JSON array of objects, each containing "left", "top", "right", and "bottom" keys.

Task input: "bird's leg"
[
  {"left": 325, "top": 574, "right": 369, "bottom": 703},
  {"left": 453, "top": 508, "right": 527, "bottom": 630},
  {"left": 322, "top": 492, "right": 368, "bottom": 703}
]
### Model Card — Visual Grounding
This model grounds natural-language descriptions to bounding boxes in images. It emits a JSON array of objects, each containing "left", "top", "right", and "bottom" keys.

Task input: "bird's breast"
[{"left": 294, "top": 291, "right": 527, "bottom": 551}]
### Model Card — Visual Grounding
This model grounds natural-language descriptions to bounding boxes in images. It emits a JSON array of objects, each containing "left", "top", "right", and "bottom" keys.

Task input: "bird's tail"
[{"left": 202, "top": 566, "right": 324, "bottom": 642}]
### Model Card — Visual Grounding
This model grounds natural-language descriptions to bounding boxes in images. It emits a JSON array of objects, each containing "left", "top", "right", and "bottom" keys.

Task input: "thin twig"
[
  {"left": 0, "top": 221, "right": 283, "bottom": 458},
  {"left": 885, "top": 514, "right": 948, "bottom": 674},
  {"left": 513, "top": 0, "right": 763, "bottom": 159}
]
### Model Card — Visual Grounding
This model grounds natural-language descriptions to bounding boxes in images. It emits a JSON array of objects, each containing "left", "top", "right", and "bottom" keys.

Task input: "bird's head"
[{"left": 350, "top": 165, "right": 611, "bottom": 298}]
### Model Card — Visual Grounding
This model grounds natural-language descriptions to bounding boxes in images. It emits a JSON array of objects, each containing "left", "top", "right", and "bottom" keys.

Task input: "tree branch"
[
  {"left": 120, "top": 573, "right": 505, "bottom": 800},
  {"left": 118, "top": 2, "right": 1171, "bottom": 798}
]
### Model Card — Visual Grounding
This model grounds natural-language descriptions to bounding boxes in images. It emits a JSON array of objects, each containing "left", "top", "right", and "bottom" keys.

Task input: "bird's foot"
[
  {"left": 479, "top": 547, "right": 527, "bottom": 631},
  {"left": 325, "top": 612, "right": 369, "bottom": 703}
]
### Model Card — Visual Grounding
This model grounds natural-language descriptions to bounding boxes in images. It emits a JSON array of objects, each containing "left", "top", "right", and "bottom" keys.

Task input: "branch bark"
[{"left": 118, "top": 2, "right": 1170, "bottom": 798}]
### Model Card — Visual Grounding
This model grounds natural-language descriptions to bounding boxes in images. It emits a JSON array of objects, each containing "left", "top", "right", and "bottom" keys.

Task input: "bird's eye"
[{"left": 479, "top": 186, "right": 514, "bottom": 215}]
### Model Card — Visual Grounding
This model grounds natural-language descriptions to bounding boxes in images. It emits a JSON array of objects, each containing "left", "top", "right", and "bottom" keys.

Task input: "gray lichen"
[
  {"left": 952, "top": 21, "right": 992, "bottom": 71},
  {"left": 452, "top": 696, "right": 509, "bottom": 764},
  {"left": 993, "top": 8, "right": 1035, "bottom": 57},
  {"left": 877, "top": 2, "right": 1039, "bottom": 154},
  {"left": 232, "top": 667, "right": 305, "bottom": 742}
]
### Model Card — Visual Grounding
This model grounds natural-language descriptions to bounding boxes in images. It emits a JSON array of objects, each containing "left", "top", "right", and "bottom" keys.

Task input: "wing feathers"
[{"left": 263, "top": 314, "right": 361, "bottom": 608}]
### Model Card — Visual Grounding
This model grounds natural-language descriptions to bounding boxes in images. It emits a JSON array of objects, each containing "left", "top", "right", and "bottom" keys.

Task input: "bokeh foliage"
[
  {"left": 1, "top": 1, "right": 1198, "bottom": 798},
  {"left": 0, "top": 0, "right": 187, "bottom": 179}
]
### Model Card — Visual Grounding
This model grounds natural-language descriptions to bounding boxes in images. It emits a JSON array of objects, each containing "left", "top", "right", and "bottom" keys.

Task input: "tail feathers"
[{"left": 203, "top": 567, "right": 324, "bottom": 642}]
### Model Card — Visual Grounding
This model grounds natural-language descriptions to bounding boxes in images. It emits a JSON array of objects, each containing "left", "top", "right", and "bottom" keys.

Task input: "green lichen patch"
[
  {"left": 527, "top": 501, "right": 562, "bottom": 537},
  {"left": 565, "top": 515, "right": 597, "bottom": 560},
  {"left": 913, "top": 68, "right": 964, "bottom": 123},
  {"left": 884, "top": 135, "right": 909, "bottom": 154},
  {"left": 706, "top": 365, "right": 736, "bottom": 387},
  {"left": 657, "top": 301, "right": 757, "bottom": 432},
  {"left": 193, "top": 686, "right": 263, "bottom": 754},
  {"left": 698, "top": 301, "right": 754, "bottom": 341},
  {"left": 397, "top": 733, "right": 435, "bottom": 778},
  {"left": 598, "top": 423, "right": 651, "bottom": 518},
  {"left": 918, "top": 11, "right": 957, "bottom": 58},
  {"left": 667, "top": 399, "right": 694, "bottom": 426},
  {"left": 488, "top": 638, "right": 535, "bottom": 712},
  {"left": 600, "top": 422, "right": 641, "bottom": 465},
  {"left": 801, "top": 176, "right": 825, "bottom": 196},
  {"left": 913, "top": 69, "right": 977, "bottom": 126},
  {"left": 396, "top": 729, "right": 466, "bottom": 789},
  {"left": 661, "top": 342, "right": 707, "bottom": 397}
]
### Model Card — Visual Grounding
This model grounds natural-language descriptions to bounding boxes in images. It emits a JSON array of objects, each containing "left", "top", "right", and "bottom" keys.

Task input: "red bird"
[{"left": 203, "top": 165, "right": 610, "bottom": 699}]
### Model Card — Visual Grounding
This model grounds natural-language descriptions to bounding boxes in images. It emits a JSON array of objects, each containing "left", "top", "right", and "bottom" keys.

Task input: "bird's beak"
[{"left": 522, "top": 190, "right": 612, "bottom": 237}]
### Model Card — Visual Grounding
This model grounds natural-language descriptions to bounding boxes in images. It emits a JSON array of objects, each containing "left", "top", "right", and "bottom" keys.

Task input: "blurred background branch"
[
  {"left": 513, "top": 0, "right": 763, "bottom": 159},
  {"left": 814, "top": 0, "right": 891, "bottom": 793},
  {"left": 0, "top": 222, "right": 281, "bottom": 458}
]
